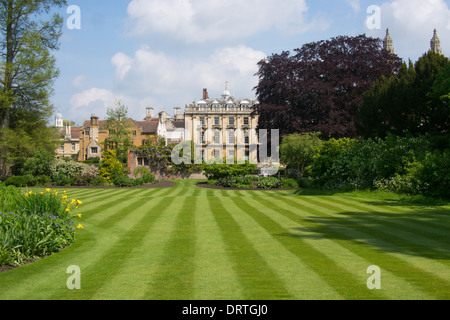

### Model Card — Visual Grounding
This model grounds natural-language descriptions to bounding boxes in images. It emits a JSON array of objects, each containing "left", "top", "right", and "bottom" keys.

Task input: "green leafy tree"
[
  {"left": 279, "top": 132, "right": 323, "bottom": 174},
  {"left": 0, "top": 0, "right": 66, "bottom": 177},
  {"left": 103, "top": 99, "right": 134, "bottom": 165},
  {"left": 356, "top": 52, "right": 450, "bottom": 138},
  {"left": 429, "top": 63, "right": 450, "bottom": 104}
]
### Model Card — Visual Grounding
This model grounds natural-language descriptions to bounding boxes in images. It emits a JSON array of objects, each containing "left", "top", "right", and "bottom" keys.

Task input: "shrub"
[
  {"left": 280, "top": 178, "right": 299, "bottom": 189},
  {"left": 257, "top": 177, "right": 282, "bottom": 189},
  {"left": 203, "top": 163, "right": 257, "bottom": 180},
  {"left": 21, "top": 149, "right": 55, "bottom": 177},
  {"left": 142, "top": 172, "right": 155, "bottom": 184},
  {"left": 4, "top": 175, "right": 35, "bottom": 187},
  {"left": 99, "top": 150, "right": 125, "bottom": 183}
]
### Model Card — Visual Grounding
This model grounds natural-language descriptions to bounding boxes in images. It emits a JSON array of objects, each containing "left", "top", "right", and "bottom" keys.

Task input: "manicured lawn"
[{"left": 0, "top": 180, "right": 449, "bottom": 300}]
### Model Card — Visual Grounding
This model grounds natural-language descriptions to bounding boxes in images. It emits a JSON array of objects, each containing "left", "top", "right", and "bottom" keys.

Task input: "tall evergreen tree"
[
  {"left": 0, "top": 0, "right": 66, "bottom": 177},
  {"left": 356, "top": 51, "right": 450, "bottom": 138}
]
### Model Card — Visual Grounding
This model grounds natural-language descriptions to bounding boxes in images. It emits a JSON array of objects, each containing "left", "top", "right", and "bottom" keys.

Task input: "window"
[
  {"left": 214, "top": 149, "right": 221, "bottom": 159},
  {"left": 243, "top": 117, "right": 249, "bottom": 125},
  {"left": 228, "top": 149, "right": 235, "bottom": 157},
  {"left": 91, "top": 147, "right": 98, "bottom": 154},
  {"left": 200, "top": 117, "right": 205, "bottom": 126},
  {"left": 133, "top": 130, "right": 137, "bottom": 136},
  {"left": 245, "top": 149, "right": 250, "bottom": 161},
  {"left": 228, "top": 130, "right": 235, "bottom": 144},
  {"left": 214, "top": 131, "right": 220, "bottom": 144},
  {"left": 244, "top": 131, "right": 249, "bottom": 145},
  {"left": 71, "top": 143, "right": 76, "bottom": 151},
  {"left": 214, "top": 117, "right": 220, "bottom": 126},
  {"left": 60, "top": 144, "right": 64, "bottom": 152},
  {"left": 200, "top": 131, "right": 205, "bottom": 144},
  {"left": 229, "top": 117, "right": 235, "bottom": 126}
]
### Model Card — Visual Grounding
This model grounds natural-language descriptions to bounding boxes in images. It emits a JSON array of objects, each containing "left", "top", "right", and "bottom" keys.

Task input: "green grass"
[{"left": 0, "top": 180, "right": 449, "bottom": 300}]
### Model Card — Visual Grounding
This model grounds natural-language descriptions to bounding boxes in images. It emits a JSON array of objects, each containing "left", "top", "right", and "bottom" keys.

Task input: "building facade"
[{"left": 184, "top": 88, "right": 259, "bottom": 164}]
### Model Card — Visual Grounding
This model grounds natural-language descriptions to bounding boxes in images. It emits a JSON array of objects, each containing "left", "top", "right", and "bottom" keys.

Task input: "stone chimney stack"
[
  {"left": 65, "top": 123, "right": 72, "bottom": 139},
  {"left": 145, "top": 107, "right": 155, "bottom": 120},
  {"left": 174, "top": 107, "right": 183, "bottom": 120},
  {"left": 90, "top": 114, "right": 99, "bottom": 141},
  {"left": 203, "top": 88, "right": 209, "bottom": 100}
]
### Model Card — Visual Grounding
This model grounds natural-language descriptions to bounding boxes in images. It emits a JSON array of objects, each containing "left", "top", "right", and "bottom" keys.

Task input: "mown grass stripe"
[
  {"left": 208, "top": 196, "right": 293, "bottom": 300},
  {"left": 258, "top": 194, "right": 437, "bottom": 300},
  {"left": 276, "top": 195, "right": 450, "bottom": 299},
  {"left": 322, "top": 196, "right": 450, "bottom": 233},
  {"left": 192, "top": 195, "right": 242, "bottom": 300},
  {"left": 224, "top": 196, "right": 343, "bottom": 299},
  {"left": 55, "top": 195, "right": 171, "bottom": 300},
  {"left": 230, "top": 195, "right": 387, "bottom": 300},
  {"left": 307, "top": 196, "right": 450, "bottom": 264},
  {"left": 145, "top": 196, "right": 197, "bottom": 300}
]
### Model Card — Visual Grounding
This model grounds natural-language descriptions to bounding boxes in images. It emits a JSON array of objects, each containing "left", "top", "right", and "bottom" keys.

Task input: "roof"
[{"left": 135, "top": 121, "right": 159, "bottom": 134}]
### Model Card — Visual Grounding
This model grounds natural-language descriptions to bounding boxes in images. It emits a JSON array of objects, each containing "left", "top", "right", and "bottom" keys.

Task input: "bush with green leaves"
[
  {"left": 202, "top": 163, "right": 257, "bottom": 180},
  {"left": 315, "top": 135, "right": 431, "bottom": 190},
  {"left": 99, "top": 150, "right": 126, "bottom": 183},
  {"left": 257, "top": 177, "right": 282, "bottom": 189},
  {"left": 375, "top": 150, "right": 450, "bottom": 198}
]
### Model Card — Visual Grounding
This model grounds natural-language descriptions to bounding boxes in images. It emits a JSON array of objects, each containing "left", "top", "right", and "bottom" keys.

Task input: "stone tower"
[
  {"left": 430, "top": 29, "right": 443, "bottom": 55},
  {"left": 383, "top": 28, "right": 394, "bottom": 54}
]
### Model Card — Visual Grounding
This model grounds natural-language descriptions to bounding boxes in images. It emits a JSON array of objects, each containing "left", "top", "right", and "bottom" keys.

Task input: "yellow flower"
[
  {"left": 62, "top": 195, "right": 68, "bottom": 200},
  {"left": 25, "top": 193, "right": 29, "bottom": 198},
  {"left": 46, "top": 188, "right": 51, "bottom": 192},
  {"left": 77, "top": 214, "right": 82, "bottom": 218},
  {"left": 77, "top": 224, "right": 83, "bottom": 229},
  {"left": 65, "top": 208, "right": 71, "bottom": 212},
  {"left": 40, "top": 192, "right": 44, "bottom": 196},
  {"left": 71, "top": 199, "right": 76, "bottom": 204},
  {"left": 77, "top": 200, "right": 83, "bottom": 205}
]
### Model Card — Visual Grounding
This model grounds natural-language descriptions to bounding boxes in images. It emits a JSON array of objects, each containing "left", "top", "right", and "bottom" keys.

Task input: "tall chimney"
[
  {"left": 145, "top": 107, "right": 154, "bottom": 120},
  {"left": 203, "top": 88, "right": 209, "bottom": 100}
]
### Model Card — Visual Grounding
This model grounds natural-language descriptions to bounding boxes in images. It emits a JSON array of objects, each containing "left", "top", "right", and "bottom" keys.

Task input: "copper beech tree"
[{"left": 254, "top": 34, "right": 402, "bottom": 139}]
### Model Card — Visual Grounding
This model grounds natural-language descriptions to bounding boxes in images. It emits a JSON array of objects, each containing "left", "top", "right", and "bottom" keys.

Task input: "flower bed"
[{"left": 0, "top": 184, "right": 84, "bottom": 267}]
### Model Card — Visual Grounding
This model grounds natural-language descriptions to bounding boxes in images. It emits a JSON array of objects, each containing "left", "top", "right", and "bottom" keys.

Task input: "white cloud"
[
  {"left": 347, "top": 0, "right": 361, "bottom": 13},
  {"left": 71, "top": 75, "right": 86, "bottom": 90},
  {"left": 125, "top": 0, "right": 326, "bottom": 43},
  {"left": 109, "top": 45, "right": 266, "bottom": 115}
]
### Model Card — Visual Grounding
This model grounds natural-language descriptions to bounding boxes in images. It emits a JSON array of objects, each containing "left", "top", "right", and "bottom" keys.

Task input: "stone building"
[
  {"left": 77, "top": 107, "right": 184, "bottom": 161},
  {"left": 184, "top": 87, "right": 259, "bottom": 164},
  {"left": 383, "top": 28, "right": 444, "bottom": 55}
]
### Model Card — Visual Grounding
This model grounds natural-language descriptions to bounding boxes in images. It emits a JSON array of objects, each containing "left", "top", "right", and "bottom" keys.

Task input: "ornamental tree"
[{"left": 254, "top": 34, "right": 402, "bottom": 139}]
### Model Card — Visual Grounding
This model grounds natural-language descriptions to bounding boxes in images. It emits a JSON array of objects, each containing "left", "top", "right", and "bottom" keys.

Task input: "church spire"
[
  {"left": 383, "top": 28, "right": 394, "bottom": 54},
  {"left": 430, "top": 29, "right": 443, "bottom": 55}
]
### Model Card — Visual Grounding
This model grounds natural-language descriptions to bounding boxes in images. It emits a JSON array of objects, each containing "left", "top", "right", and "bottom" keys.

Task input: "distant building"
[
  {"left": 184, "top": 87, "right": 260, "bottom": 164},
  {"left": 383, "top": 28, "right": 444, "bottom": 56}
]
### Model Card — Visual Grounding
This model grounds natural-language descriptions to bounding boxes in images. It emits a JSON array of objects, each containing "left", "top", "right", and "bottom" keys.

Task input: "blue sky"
[{"left": 52, "top": 0, "right": 450, "bottom": 126}]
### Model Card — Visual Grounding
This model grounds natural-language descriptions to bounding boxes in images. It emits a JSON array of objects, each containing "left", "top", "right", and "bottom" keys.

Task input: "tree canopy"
[
  {"left": 356, "top": 51, "right": 450, "bottom": 138},
  {"left": 254, "top": 34, "right": 402, "bottom": 139},
  {"left": 0, "top": 0, "right": 67, "bottom": 177}
]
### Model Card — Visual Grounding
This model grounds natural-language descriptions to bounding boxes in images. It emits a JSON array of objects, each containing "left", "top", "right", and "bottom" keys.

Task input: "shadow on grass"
[
  {"left": 293, "top": 188, "right": 450, "bottom": 207},
  {"left": 276, "top": 210, "right": 450, "bottom": 261}
]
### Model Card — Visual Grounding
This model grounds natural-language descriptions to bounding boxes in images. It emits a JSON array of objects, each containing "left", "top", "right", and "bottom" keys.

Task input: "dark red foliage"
[{"left": 254, "top": 35, "right": 402, "bottom": 138}]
